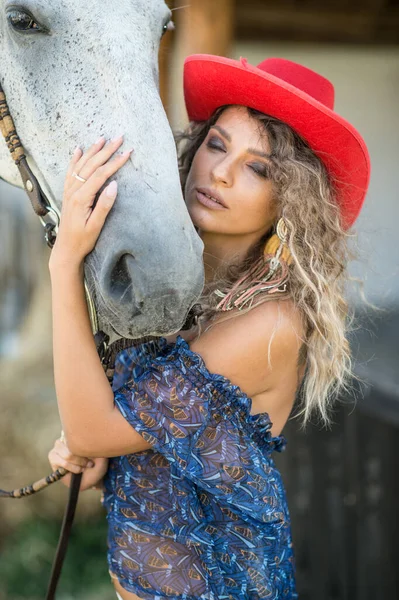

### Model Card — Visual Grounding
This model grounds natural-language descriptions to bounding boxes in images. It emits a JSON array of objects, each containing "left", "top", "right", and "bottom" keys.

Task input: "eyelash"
[
  {"left": 206, "top": 138, "right": 225, "bottom": 154},
  {"left": 206, "top": 137, "right": 270, "bottom": 179},
  {"left": 250, "top": 164, "right": 269, "bottom": 178}
]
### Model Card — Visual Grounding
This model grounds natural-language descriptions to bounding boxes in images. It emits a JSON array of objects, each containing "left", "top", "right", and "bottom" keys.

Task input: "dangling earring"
[
  {"left": 214, "top": 218, "right": 291, "bottom": 312},
  {"left": 264, "top": 218, "right": 292, "bottom": 265}
]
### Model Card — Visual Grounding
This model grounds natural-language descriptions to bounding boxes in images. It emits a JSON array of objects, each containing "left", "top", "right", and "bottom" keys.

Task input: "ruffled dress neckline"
[{"left": 125, "top": 335, "right": 287, "bottom": 454}]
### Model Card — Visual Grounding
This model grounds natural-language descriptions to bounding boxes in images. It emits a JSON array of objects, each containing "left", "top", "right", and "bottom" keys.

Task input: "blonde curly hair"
[{"left": 175, "top": 106, "right": 354, "bottom": 430}]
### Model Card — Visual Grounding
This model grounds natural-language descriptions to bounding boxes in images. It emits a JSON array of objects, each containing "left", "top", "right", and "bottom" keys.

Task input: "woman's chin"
[{"left": 189, "top": 204, "right": 226, "bottom": 232}]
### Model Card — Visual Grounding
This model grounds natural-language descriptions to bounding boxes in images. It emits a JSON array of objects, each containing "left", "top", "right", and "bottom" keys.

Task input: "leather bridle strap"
[{"left": 0, "top": 83, "right": 50, "bottom": 217}]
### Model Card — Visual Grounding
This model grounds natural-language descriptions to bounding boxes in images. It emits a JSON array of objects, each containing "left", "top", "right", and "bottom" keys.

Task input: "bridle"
[{"left": 0, "top": 81, "right": 130, "bottom": 599}]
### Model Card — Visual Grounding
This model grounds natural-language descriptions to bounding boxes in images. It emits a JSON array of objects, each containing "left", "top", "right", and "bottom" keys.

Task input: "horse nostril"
[{"left": 109, "top": 254, "right": 135, "bottom": 305}]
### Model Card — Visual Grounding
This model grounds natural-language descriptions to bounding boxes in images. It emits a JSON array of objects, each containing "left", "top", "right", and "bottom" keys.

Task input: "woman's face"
[{"left": 185, "top": 106, "right": 277, "bottom": 238}]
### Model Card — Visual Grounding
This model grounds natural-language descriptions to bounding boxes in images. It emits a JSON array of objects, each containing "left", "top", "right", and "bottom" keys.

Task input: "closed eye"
[
  {"left": 206, "top": 137, "right": 226, "bottom": 152},
  {"left": 249, "top": 163, "right": 272, "bottom": 179}
]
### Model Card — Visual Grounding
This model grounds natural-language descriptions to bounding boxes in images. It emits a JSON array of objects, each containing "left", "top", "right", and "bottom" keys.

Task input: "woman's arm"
[
  {"left": 50, "top": 137, "right": 152, "bottom": 457},
  {"left": 50, "top": 262, "right": 152, "bottom": 457}
]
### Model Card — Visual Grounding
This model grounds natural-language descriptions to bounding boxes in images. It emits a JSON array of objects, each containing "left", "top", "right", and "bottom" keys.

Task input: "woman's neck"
[{"left": 200, "top": 231, "right": 261, "bottom": 284}]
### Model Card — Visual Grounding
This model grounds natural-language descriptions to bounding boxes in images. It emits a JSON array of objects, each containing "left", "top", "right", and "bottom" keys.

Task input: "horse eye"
[
  {"left": 162, "top": 19, "right": 175, "bottom": 36},
  {"left": 7, "top": 9, "right": 42, "bottom": 32}
]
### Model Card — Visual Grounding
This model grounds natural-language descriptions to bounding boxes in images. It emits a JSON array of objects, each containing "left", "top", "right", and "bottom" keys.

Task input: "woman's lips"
[{"left": 195, "top": 190, "right": 227, "bottom": 211}]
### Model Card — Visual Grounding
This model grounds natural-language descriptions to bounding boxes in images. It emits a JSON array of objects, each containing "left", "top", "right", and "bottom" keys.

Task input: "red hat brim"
[{"left": 184, "top": 54, "right": 370, "bottom": 229}]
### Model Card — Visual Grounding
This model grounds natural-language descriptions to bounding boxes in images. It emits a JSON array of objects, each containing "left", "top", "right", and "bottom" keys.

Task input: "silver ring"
[
  {"left": 60, "top": 430, "right": 66, "bottom": 443},
  {"left": 72, "top": 171, "right": 87, "bottom": 183}
]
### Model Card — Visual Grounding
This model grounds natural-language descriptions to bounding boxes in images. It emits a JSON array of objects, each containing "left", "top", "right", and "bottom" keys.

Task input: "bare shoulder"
[{"left": 189, "top": 299, "right": 304, "bottom": 398}]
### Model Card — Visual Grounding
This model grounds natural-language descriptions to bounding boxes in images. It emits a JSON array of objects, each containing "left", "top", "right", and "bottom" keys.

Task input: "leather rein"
[{"left": 0, "top": 81, "right": 134, "bottom": 599}]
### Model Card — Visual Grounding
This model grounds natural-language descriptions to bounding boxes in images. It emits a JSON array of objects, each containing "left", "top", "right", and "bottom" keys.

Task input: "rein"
[{"left": 0, "top": 81, "right": 131, "bottom": 599}]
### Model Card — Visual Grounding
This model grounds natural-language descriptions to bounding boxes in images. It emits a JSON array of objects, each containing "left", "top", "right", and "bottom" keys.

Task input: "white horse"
[{"left": 0, "top": 0, "right": 204, "bottom": 340}]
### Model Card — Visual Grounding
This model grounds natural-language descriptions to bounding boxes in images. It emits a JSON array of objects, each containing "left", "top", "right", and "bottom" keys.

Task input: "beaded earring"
[
  {"left": 214, "top": 218, "right": 292, "bottom": 312},
  {"left": 264, "top": 217, "right": 292, "bottom": 265}
]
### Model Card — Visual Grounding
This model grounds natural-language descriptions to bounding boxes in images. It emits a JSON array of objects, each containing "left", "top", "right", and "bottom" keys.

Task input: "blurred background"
[{"left": 0, "top": 1, "right": 398, "bottom": 599}]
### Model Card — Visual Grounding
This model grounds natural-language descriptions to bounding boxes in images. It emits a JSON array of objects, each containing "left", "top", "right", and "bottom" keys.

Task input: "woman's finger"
[
  {"left": 53, "top": 439, "right": 93, "bottom": 469},
  {"left": 66, "top": 146, "right": 83, "bottom": 180},
  {"left": 49, "top": 450, "right": 94, "bottom": 475},
  {"left": 73, "top": 149, "right": 132, "bottom": 207},
  {"left": 73, "top": 136, "right": 107, "bottom": 176},
  {"left": 64, "top": 137, "right": 107, "bottom": 199},
  {"left": 67, "top": 136, "right": 122, "bottom": 200},
  {"left": 77, "top": 136, "right": 125, "bottom": 182},
  {"left": 86, "top": 180, "right": 118, "bottom": 234},
  {"left": 64, "top": 136, "right": 127, "bottom": 204},
  {"left": 54, "top": 455, "right": 87, "bottom": 474}
]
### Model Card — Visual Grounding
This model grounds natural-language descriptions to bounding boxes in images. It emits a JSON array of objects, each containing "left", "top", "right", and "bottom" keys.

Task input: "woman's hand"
[
  {"left": 49, "top": 135, "right": 133, "bottom": 270},
  {"left": 48, "top": 437, "right": 109, "bottom": 491}
]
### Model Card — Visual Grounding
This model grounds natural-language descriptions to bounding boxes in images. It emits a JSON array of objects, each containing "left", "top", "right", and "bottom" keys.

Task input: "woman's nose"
[{"left": 211, "top": 157, "right": 233, "bottom": 185}]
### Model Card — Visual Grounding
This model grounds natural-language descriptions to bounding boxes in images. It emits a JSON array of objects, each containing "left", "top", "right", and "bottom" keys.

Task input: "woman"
[{"left": 48, "top": 56, "right": 370, "bottom": 599}]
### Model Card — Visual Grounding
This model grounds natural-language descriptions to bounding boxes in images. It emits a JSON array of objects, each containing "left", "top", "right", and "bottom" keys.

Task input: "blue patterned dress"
[{"left": 102, "top": 336, "right": 298, "bottom": 599}]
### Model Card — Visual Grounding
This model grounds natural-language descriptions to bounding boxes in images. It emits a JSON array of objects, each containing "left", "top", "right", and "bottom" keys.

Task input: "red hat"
[{"left": 183, "top": 54, "right": 370, "bottom": 229}]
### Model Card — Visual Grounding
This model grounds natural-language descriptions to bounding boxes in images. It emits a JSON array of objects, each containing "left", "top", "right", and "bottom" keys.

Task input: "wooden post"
[
  {"left": 168, "top": 0, "right": 235, "bottom": 128},
  {"left": 159, "top": 36, "right": 173, "bottom": 112},
  {"left": 175, "top": 0, "right": 234, "bottom": 58},
  {"left": 159, "top": 1, "right": 176, "bottom": 117}
]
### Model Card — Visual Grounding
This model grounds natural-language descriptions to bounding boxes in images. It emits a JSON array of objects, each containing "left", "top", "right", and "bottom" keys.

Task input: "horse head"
[{"left": 0, "top": 0, "right": 204, "bottom": 339}]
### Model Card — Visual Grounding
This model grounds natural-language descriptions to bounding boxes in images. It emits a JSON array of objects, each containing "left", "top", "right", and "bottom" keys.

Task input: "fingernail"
[
  {"left": 122, "top": 149, "right": 134, "bottom": 156},
  {"left": 106, "top": 180, "right": 118, "bottom": 197},
  {"left": 96, "top": 136, "right": 105, "bottom": 144},
  {"left": 73, "top": 146, "right": 82, "bottom": 155},
  {"left": 112, "top": 134, "right": 124, "bottom": 143},
  {"left": 87, "top": 461, "right": 95, "bottom": 468}
]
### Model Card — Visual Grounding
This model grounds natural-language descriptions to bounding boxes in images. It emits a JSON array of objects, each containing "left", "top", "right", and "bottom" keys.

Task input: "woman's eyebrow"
[
  {"left": 249, "top": 148, "right": 272, "bottom": 160},
  {"left": 210, "top": 125, "right": 271, "bottom": 160},
  {"left": 211, "top": 125, "right": 232, "bottom": 141}
]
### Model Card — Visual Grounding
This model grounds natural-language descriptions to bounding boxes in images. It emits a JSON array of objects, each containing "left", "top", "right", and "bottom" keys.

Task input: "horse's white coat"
[{"left": 0, "top": 0, "right": 204, "bottom": 338}]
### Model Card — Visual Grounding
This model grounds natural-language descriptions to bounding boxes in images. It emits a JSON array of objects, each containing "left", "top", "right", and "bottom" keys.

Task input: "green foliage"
[{"left": 0, "top": 516, "right": 112, "bottom": 600}]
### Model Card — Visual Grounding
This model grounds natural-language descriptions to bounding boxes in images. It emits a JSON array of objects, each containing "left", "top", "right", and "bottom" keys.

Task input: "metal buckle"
[{"left": 39, "top": 205, "right": 60, "bottom": 248}]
